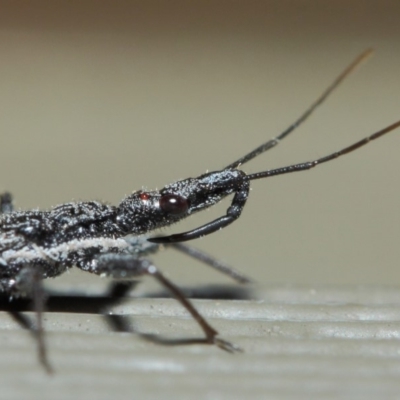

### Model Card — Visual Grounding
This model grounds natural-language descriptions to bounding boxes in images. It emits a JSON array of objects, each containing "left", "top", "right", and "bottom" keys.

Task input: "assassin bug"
[{"left": 0, "top": 49, "right": 399, "bottom": 373}]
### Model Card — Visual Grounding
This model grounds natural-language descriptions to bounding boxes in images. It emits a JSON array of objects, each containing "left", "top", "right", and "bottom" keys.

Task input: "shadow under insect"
[{"left": 0, "top": 281, "right": 253, "bottom": 352}]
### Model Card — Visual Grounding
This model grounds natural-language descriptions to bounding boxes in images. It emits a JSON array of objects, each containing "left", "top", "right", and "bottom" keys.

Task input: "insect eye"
[
  {"left": 139, "top": 192, "right": 150, "bottom": 201},
  {"left": 159, "top": 194, "right": 189, "bottom": 216}
]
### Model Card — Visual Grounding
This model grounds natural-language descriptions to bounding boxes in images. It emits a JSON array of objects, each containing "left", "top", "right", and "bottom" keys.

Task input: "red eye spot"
[
  {"left": 140, "top": 192, "right": 150, "bottom": 201},
  {"left": 159, "top": 194, "right": 189, "bottom": 216}
]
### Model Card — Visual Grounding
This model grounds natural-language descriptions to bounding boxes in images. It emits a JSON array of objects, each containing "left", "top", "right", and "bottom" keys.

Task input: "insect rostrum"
[{"left": 0, "top": 49, "right": 399, "bottom": 373}]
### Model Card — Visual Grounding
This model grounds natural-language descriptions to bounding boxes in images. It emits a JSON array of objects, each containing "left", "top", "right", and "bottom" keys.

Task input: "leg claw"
[{"left": 212, "top": 337, "right": 242, "bottom": 353}]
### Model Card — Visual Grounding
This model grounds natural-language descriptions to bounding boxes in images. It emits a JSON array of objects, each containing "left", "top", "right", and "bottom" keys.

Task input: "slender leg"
[
  {"left": 0, "top": 192, "right": 13, "bottom": 214},
  {"left": 31, "top": 268, "right": 52, "bottom": 374},
  {"left": 11, "top": 266, "right": 53, "bottom": 374},
  {"left": 168, "top": 243, "right": 252, "bottom": 284},
  {"left": 150, "top": 180, "right": 250, "bottom": 243},
  {"left": 94, "top": 254, "right": 241, "bottom": 352},
  {"left": 1, "top": 193, "right": 52, "bottom": 372}
]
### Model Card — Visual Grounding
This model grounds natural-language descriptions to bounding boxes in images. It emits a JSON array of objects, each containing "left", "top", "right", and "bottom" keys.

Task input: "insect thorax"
[{"left": 0, "top": 201, "right": 134, "bottom": 287}]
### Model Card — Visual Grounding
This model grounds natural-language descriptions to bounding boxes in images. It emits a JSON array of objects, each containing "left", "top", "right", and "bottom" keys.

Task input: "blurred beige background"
[{"left": 0, "top": 0, "right": 399, "bottom": 290}]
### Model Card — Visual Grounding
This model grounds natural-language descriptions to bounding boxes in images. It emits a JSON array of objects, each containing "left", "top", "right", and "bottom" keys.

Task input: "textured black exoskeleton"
[{"left": 1, "top": 49, "right": 399, "bottom": 373}]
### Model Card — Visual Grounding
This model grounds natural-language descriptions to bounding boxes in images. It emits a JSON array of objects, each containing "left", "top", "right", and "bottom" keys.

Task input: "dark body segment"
[{"left": 0, "top": 201, "right": 129, "bottom": 292}]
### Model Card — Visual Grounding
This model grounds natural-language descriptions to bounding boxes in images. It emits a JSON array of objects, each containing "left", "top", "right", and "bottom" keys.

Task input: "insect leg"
[
  {"left": 13, "top": 266, "right": 53, "bottom": 374},
  {"left": 150, "top": 179, "right": 250, "bottom": 243},
  {"left": 94, "top": 254, "right": 240, "bottom": 352},
  {"left": 1, "top": 193, "right": 52, "bottom": 372},
  {"left": 168, "top": 243, "right": 252, "bottom": 284},
  {"left": 1, "top": 194, "right": 54, "bottom": 372},
  {"left": 0, "top": 192, "right": 13, "bottom": 214}
]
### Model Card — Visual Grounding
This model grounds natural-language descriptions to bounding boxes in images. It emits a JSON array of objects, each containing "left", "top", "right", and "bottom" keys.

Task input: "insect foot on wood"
[{"left": 0, "top": 49, "right": 399, "bottom": 372}]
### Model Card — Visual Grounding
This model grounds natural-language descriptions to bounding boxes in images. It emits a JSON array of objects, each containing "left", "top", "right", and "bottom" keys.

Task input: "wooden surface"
[{"left": 1, "top": 284, "right": 400, "bottom": 400}]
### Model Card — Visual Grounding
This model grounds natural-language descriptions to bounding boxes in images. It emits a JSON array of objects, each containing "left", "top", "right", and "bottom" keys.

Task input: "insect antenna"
[
  {"left": 149, "top": 49, "right": 398, "bottom": 245},
  {"left": 226, "top": 48, "right": 373, "bottom": 169},
  {"left": 153, "top": 118, "right": 399, "bottom": 245},
  {"left": 247, "top": 120, "right": 400, "bottom": 181}
]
